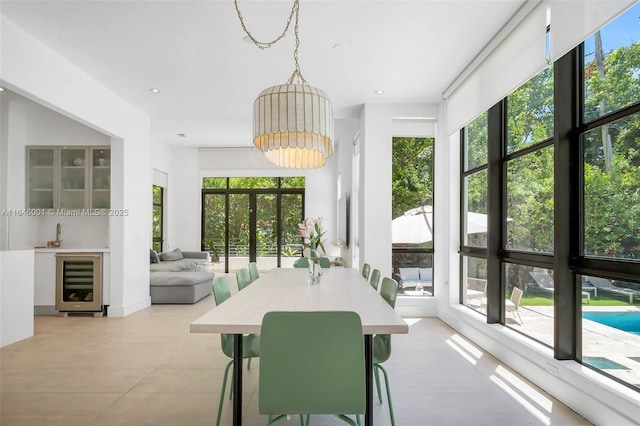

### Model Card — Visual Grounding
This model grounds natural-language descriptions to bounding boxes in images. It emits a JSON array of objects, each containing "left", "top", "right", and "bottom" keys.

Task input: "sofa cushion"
[
  {"left": 160, "top": 248, "right": 184, "bottom": 261},
  {"left": 419, "top": 267, "right": 432, "bottom": 281},
  {"left": 150, "top": 259, "right": 196, "bottom": 272},
  {"left": 399, "top": 267, "right": 420, "bottom": 281},
  {"left": 150, "top": 271, "right": 214, "bottom": 287},
  {"left": 150, "top": 249, "right": 160, "bottom": 264}
]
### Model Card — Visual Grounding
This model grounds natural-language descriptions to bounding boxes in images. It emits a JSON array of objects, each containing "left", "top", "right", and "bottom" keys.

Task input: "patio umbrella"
[
  {"left": 392, "top": 206, "right": 489, "bottom": 244},
  {"left": 392, "top": 205, "right": 434, "bottom": 244}
]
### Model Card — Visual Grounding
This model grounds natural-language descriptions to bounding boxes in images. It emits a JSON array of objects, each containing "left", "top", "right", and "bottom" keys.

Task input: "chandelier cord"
[{"left": 234, "top": 0, "right": 307, "bottom": 85}]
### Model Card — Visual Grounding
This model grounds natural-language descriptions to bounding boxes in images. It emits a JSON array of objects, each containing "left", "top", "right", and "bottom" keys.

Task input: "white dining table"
[{"left": 190, "top": 267, "right": 409, "bottom": 426}]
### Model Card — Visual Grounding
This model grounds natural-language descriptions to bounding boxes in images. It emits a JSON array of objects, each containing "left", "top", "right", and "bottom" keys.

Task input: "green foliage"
[
  {"left": 201, "top": 179, "right": 304, "bottom": 261},
  {"left": 392, "top": 137, "right": 434, "bottom": 220},
  {"left": 582, "top": 41, "right": 640, "bottom": 259},
  {"left": 585, "top": 42, "right": 640, "bottom": 122},
  {"left": 465, "top": 112, "right": 488, "bottom": 170},
  {"left": 507, "top": 66, "right": 554, "bottom": 153},
  {"left": 506, "top": 147, "right": 554, "bottom": 253}
]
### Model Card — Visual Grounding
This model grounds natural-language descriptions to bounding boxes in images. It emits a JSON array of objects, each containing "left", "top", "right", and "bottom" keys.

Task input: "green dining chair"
[
  {"left": 211, "top": 276, "right": 261, "bottom": 426},
  {"left": 249, "top": 261, "right": 260, "bottom": 282},
  {"left": 374, "top": 277, "right": 399, "bottom": 426},
  {"left": 259, "top": 311, "right": 365, "bottom": 426},
  {"left": 294, "top": 257, "right": 309, "bottom": 268},
  {"left": 317, "top": 257, "right": 331, "bottom": 268},
  {"left": 236, "top": 267, "right": 252, "bottom": 291},
  {"left": 369, "top": 268, "right": 381, "bottom": 291},
  {"left": 361, "top": 263, "right": 371, "bottom": 280}
]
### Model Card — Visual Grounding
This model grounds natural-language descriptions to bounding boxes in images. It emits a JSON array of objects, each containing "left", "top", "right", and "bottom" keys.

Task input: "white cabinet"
[
  {"left": 27, "top": 146, "right": 110, "bottom": 210},
  {"left": 34, "top": 252, "right": 56, "bottom": 306}
]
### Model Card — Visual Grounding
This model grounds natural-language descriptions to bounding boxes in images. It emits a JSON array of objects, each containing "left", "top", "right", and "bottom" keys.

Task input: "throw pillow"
[
  {"left": 419, "top": 267, "right": 432, "bottom": 281},
  {"left": 399, "top": 267, "right": 420, "bottom": 281},
  {"left": 160, "top": 248, "right": 184, "bottom": 261},
  {"left": 150, "top": 249, "right": 160, "bottom": 264}
]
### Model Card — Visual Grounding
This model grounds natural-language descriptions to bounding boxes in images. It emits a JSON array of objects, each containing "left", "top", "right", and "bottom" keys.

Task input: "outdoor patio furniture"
[
  {"left": 587, "top": 277, "right": 640, "bottom": 304},
  {"left": 528, "top": 271, "right": 592, "bottom": 303},
  {"left": 506, "top": 287, "right": 523, "bottom": 324}
]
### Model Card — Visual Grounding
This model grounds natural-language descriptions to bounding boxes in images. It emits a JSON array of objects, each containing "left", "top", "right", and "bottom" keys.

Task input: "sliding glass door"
[{"left": 202, "top": 178, "right": 304, "bottom": 273}]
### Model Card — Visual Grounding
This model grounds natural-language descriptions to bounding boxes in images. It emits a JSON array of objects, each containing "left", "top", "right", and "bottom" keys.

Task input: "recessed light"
[
  {"left": 374, "top": 90, "right": 384, "bottom": 95},
  {"left": 150, "top": 88, "right": 160, "bottom": 93},
  {"left": 177, "top": 133, "right": 186, "bottom": 138},
  {"left": 333, "top": 43, "right": 348, "bottom": 50},
  {"left": 0, "top": 87, "right": 5, "bottom": 92}
]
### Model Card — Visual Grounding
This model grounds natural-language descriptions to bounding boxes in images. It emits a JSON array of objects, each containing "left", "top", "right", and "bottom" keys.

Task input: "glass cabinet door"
[
  {"left": 91, "top": 147, "right": 110, "bottom": 209},
  {"left": 59, "top": 148, "right": 87, "bottom": 209},
  {"left": 27, "top": 147, "right": 55, "bottom": 208}
]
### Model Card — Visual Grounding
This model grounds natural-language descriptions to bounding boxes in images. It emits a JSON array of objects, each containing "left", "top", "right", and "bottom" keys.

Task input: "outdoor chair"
[
  {"left": 587, "top": 277, "right": 640, "bottom": 304},
  {"left": 506, "top": 287, "right": 523, "bottom": 324}
]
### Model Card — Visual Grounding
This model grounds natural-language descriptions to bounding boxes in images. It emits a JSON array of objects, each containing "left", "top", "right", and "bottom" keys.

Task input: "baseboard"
[
  {"left": 34, "top": 305, "right": 58, "bottom": 316},
  {"left": 106, "top": 296, "right": 151, "bottom": 317}
]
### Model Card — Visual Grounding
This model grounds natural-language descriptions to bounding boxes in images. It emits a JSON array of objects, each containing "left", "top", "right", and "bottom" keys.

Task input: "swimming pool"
[{"left": 582, "top": 311, "right": 640, "bottom": 336}]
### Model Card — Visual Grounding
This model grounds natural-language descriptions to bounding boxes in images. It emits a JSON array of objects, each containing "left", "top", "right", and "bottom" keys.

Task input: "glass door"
[
  {"left": 90, "top": 147, "right": 110, "bottom": 208},
  {"left": 256, "top": 193, "right": 277, "bottom": 272},
  {"left": 27, "top": 147, "right": 55, "bottom": 208},
  {"left": 60, "top": 147, "right": 87, "bottom": 209},
  {"left": 228, "top": 193, "right": 250, "bottom": 273},
  {"left": 202, "top": 178, "right": 305, "bottom": 274},
  {"left": 280, "top": 193, "right": 304, "bottom": 267}
]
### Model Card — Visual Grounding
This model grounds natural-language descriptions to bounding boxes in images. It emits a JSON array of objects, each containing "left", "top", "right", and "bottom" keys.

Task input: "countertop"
[{"left": 34, "top": 248, "right": 110, "bottom": 253}]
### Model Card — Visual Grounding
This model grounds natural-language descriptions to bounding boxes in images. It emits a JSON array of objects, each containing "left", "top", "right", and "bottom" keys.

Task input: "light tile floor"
[{"left": 1, "top": 295, "right": 591, "bottom": 426}]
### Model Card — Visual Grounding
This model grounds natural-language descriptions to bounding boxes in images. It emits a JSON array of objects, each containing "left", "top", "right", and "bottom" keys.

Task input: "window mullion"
[{"left": 554, "top": 47, "right": 580, "bottom": 360}]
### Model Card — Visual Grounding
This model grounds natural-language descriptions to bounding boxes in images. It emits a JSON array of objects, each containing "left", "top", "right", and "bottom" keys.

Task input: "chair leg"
[
  {"left": 336, "top": 414, "right": 359, "bottom": 426},
  {"left": 217, "top": 360, "right": 233, "bottom": 426},
  {"left": 374, "top": 364, "right": 383, "bottom": 404},
  {"left": 376, "top": 363, "right": 396, "bottom": 426},
  {"left": 515, "top": 309, "right": 523, "bottom": 324}
]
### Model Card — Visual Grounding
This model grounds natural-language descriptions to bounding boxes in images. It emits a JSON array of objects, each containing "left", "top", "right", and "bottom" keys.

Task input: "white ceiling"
[{"left": 1, "top": 0, "right": 527, "bottom": 147}]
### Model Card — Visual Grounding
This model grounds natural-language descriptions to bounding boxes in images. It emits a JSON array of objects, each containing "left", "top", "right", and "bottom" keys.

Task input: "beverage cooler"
[{"left": 55, "top": 252, "right": 103, "bottom": 316}]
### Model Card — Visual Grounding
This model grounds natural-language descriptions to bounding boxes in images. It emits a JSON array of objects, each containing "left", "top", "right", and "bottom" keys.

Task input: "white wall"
[
  {"left": 192, "top": 146, "right": 341, "bottom": 257},
  {"left": 1, "top": 90, "right": 111, "bottom": 250},
  {"left": 1, "top": 16, "right": 152, "bottom": 317},
  {"left": 357, "top": 103, "right": 439, "bottom": 279},
  {"left": 334, "top": 118, "right": 360, "bottom": 267},
  {"left": 0, "top": 249, "right": 34, "bottom": 347}
]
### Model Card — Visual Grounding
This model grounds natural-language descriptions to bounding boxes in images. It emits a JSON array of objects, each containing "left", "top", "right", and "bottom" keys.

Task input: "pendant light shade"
[{"left": 253, "top": 83, "right": 334, "bottom": 169}]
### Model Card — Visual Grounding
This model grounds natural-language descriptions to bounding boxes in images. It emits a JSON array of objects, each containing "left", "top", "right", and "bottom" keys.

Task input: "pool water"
[
  {"left": 582, "top": 311, "right": 640, "bottom": 336},
  {"left": 583, "top": 357, "right": 630, "bottom": 370}
]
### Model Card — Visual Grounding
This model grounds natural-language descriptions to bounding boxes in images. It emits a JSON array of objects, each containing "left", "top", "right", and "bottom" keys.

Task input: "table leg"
[
  {"left": 233, "top": 334, "right": 243, "bottom": 426},
  {"left": 364, "top": 334, "right": 373, "bottom": 426}
]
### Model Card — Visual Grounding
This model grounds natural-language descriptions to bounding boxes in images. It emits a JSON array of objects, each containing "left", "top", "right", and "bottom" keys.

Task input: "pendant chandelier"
[{"left": 235, "top": 0, "right": 334, "bottom": 169}]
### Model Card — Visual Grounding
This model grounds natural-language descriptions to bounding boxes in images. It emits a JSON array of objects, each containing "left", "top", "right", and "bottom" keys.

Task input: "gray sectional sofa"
[{"left": 149, "top": 248, "right": 214, "bottom": 304}]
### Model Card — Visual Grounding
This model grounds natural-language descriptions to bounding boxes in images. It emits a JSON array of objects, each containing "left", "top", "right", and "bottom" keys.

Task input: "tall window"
[
  {"left": 579, "top": 4, "right": 640, "bottom": 388},
  {"left": 152, "top": 185, "right": 164, "bottom": 252},
  {"left": 459, "top": 3, "right": 640, "bottom": 392},
  {"left": 391, "top": 137, "right": 434, "bottom": 296},
  {"left": 201, "top": 177, "right": 305, "bottom": 273},
  {"left": 461, "top": 112, "right": 488, "bottom": 313}
]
